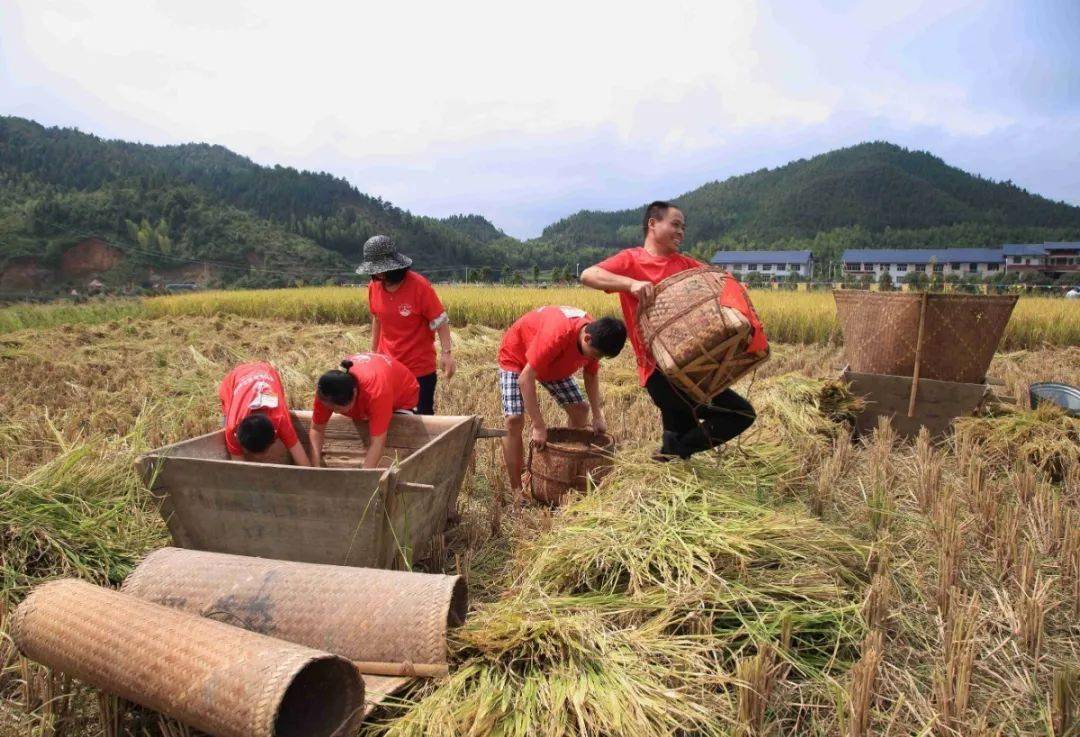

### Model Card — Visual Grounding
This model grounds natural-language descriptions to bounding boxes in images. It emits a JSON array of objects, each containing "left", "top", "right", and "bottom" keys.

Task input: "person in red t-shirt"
[
  {"left": 219, "top": 362, "right": 310, "bottom": 466},
  {"left": 581, "top": 201, "right": 756, "bottom": 461},
  {"left": 357, "top": 235, "right": 454, "bottom": 415},
  {"left": 497, "top": 306, "right": 627, "bottom": 500},
  {"left": 309, "top": 353, "right": 420, "bottom": 469}
]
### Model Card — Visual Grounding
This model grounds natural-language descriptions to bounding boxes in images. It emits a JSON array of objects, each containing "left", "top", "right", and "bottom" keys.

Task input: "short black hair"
[
  {"left": 585, "top": 317, "right": 627, "bottom": 358},
  {"left": 236, "top": 413, "right": 276, "bottom": 454},
  {"left": 642, "top": 200, "right": 681, "bottom": 237},
  {"left": 317, "top": 360, "right": 359, "bottom": 406}
]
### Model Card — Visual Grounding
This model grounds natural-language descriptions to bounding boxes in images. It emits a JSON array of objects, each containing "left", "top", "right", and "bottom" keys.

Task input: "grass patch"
[
  {"left": 0, "top": 419, "right": 168, "bottom": 604},
  {"left": 0, "top": 300, "right": 145, "bottom": 335}
]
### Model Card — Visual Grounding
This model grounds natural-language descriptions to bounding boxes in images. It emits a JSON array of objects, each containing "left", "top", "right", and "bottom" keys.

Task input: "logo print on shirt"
[
  {"left": 398, "top": 303, "right": 413, "bottom": 317},
  {"left": 247, "top": 380, "right": 280, "bottom": 410}
]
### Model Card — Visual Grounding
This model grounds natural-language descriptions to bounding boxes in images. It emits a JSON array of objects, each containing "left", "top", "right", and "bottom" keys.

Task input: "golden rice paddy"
[{"left": 0, "top": 301, "right": 1077, "bottom": 736}]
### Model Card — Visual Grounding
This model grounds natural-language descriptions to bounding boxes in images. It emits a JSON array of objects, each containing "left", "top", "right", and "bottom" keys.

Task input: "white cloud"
[
  {"left": 4, "top": 0, "right": 831, "bottom": 150},
  {"left": 1, "top": 0, "right": 1077, "bottom": 236}
]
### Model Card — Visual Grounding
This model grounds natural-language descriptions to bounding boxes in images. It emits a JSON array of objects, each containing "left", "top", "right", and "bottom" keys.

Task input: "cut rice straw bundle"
[
  {"left": 376, "top": 446, "right": 871, "bottom": 737},
  {"left": 519, "top": 452, "right": 867, "bottom": 598},
  {"left": 953, "top": 404, "right": 1079, "bottom": 481},
  {"left": 0, "top": 419, "right": 167, "bottom": 602},
  {"left": 381, "top": 593, "right": 735, "bottom": 737},
  {"left": 749, "top": 374, "right": 864, "bottom": 461}
]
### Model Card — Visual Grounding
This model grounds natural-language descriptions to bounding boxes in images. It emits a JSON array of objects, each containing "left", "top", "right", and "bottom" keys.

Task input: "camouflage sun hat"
[{"left": 355, "top": 235, "right": 413, "bottom": 275}]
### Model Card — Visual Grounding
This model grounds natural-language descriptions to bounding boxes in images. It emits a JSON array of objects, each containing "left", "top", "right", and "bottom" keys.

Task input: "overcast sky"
[{"left": 2, "top": 0, "right": 1078, "bottom": 238}]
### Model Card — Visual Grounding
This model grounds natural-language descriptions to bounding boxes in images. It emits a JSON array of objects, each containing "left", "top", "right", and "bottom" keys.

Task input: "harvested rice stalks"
[
  {"left": 750, "top": 374, "right": 864, "bottom": 457},
  {"left": 953, "top": 404, "right": 1080, "bottom": 481},
  {"left": 846, "top": 630, "right": 884, "bottom": 737},
  {"left": 378, "top": 451, "right": 869, "bottom": 737},
  {"left": 933, "top": 589, "right": 981, "bottom": 734},
  {"left": 383, "top": 595, "right": 736, "bottom": 737}
]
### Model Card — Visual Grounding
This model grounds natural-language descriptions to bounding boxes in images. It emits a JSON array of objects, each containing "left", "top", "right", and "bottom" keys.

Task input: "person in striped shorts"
[{"left": 497, "top": 305, "right": 626, "bottom": 502}]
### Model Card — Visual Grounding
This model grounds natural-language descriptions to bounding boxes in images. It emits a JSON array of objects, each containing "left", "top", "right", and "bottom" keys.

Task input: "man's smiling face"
[{"left": 651, "top": 207, "right": 685, "bottom": 253}]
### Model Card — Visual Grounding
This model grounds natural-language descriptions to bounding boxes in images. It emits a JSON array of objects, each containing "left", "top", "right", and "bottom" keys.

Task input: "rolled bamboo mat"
[
  {"left": 362, "top": 675, "right": 410, "bottom": 717},
  {"left": 11, "top": 579, "right": 364, "bottom": 737},
  {"left": 121, "top": 547, "right": 467, "bottom": 677}
]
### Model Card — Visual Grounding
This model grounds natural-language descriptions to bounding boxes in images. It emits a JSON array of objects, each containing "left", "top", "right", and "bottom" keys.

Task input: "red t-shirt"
[
  {"left": 368, "top": 271, "right": 447, "bottom": 377},
  {"left": 596, "top": 247, "right": 705, "bottom": 385},
  {"left": 219, "top": 362, "right": 300, "bottom": 456},
  {"left": 498, "top": 306, "right": 600, "bottom": 381},
  {"left": 311, "top": 353, "right": 420, "bottom": 436}
]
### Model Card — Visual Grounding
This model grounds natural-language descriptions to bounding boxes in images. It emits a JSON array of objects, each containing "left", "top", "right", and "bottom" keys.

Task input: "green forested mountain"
[
  {"left": 3, "top": 118, "right": 1079, "bottom": 293},
  {"left": 0, "top": 116, "right": 504, "bottom": 290},
  {"left": 540, "top": 142, "right": 1080, "bottom": 262}
]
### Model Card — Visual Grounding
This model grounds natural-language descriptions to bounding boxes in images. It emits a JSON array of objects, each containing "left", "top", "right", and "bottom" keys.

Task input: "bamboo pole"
[
  {"left": 352, "top": 660, "right": 449, "bottom": 678},
  {"left": 907, "top": 292, "right": 929, "bottom": 417}
]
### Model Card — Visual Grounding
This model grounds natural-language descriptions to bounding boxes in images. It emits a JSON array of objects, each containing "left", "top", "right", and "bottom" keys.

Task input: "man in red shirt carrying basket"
[{"left": 580, "top": 201, "right": 756, "bottom": 461}]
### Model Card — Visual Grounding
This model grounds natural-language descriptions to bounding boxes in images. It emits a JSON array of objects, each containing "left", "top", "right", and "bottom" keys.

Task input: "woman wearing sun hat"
[{"left": 357, "top": 235, "right": 455, "bottom": 415}]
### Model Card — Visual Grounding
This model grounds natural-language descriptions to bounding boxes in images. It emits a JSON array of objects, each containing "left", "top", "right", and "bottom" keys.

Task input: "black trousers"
[
  {"left": 644, "top": 370, "right": 755, "bottom": 454},
  {"left": 416, "top": 372, "right": 437, "bottom": 415}
]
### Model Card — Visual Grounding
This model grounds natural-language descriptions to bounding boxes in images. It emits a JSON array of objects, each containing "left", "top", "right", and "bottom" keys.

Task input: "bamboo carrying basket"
[
  {"left": 638, "top": 267, "right": 769, "bottom": 403},
  {"left": 527, "top": 428, "right": 615, "bottom": 505},
  {"left": 11, "top": 579, "right": 365, "bottom": 737},
  {"left": 833, "top": 291, "right": 1018, "bottom": 384},
  {"left": 122, "top": 547, "right": 467, "bottom": 679}
]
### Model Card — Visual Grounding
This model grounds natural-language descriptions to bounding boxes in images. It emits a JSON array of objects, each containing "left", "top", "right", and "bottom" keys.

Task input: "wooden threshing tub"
[{"left": 137, "top": 412, "right": 499, "bottom": 570}]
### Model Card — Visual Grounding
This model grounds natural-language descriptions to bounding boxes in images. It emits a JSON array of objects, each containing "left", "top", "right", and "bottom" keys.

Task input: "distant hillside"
[
  {"left": 437, "top": 214, "right": 507, "bottom": 244},
  {"left": 5, "top": 121, "right": 1080, "bottom": 293},
  {"left": 539, "top": 142, "right": 1080, "bottom": 262},
  {"left": 0, "top": 116, "right": 508, "bottom": 291}
]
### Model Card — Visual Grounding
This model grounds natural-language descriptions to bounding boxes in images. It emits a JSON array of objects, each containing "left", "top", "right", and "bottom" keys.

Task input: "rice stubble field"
[{"left": 0, "top": 296, "right": 1077, "bottom": 736}]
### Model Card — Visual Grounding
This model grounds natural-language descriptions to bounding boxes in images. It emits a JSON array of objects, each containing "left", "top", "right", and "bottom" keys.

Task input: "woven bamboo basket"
[
  {"left": 833, "top": 291, "right": 1018, "bottom": 384},
  {"left": 638, "top": 267, "right": 769, "bottom": 403},
  {"left": 527, "top": 428, "right": 615, "bottom": 505},
  {"left": 122, "top": 547, "right": 467, "bottom": 678},
  {"left": 11, "top": 579, "right": 364, "bottom": 737}
]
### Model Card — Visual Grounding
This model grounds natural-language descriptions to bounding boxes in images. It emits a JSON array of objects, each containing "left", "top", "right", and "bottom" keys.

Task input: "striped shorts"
[{"left": 498, "top": 369, "right": 585, "bottom": 417}]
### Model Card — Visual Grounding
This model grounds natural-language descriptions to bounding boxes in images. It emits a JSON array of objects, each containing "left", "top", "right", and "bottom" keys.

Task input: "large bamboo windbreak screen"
[
  {"left": 121, "top": 547, "right": 467, "bottom": 677},
  {"left": 833, "top": 292, "right": 1017, "bottom": 384},
  {"left": 12, "top": 579, "right": 364, "bottom": 737}
]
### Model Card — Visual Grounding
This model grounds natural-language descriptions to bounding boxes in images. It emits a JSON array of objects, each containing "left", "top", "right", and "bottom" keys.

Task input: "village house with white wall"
[
  {"left": 840, "top": 242, "right": 1078, "bottom": 281},
  {"left": 710, "top": 250, "right": 815, "bottom": 279}
]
